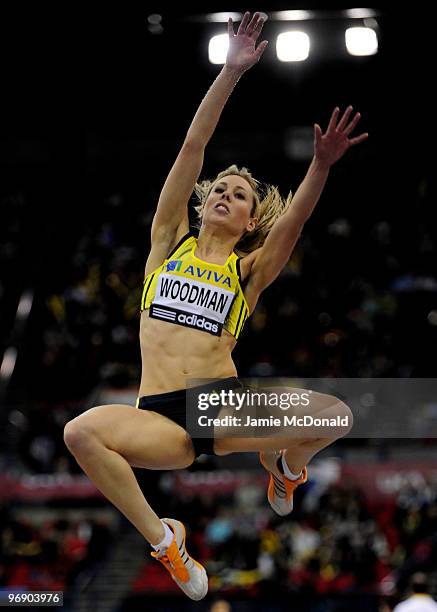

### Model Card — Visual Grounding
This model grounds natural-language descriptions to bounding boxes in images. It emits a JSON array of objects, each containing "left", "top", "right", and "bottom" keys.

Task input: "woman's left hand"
[
  {"left": 225, "top": 11, "right": 269, "bottom": 74},
  {"left": 314, "top": 106, "right": 369, "bottom": 168}
]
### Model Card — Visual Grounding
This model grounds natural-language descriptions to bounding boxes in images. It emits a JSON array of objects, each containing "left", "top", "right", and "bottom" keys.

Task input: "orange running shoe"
[
  {"left": 151, "top": 518, "right": 208, "bottom": 600},
  {"left": 259, "top": 450, "right": 308, "bottom": 516}
]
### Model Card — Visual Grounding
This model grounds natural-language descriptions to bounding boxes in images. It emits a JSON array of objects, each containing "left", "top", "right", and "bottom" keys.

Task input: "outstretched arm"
[
  {"left": 185, "top": 12, "right": 268, "bottom": 146},
  {"left": 150, "top": 12, "right": 268, "bottom": 250},
  {"left": 246, "top": 106, "right": 368, "bottom": 294}
]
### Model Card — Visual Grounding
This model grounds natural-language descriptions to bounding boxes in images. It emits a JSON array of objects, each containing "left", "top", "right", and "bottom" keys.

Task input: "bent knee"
[
  {"left": 296, "top": 398, "right": 353, "bottom": 445},
  {"left": 63, "top": 418, "right": 97, "bottom": 453},
  {"left": 321, "top": 399, "right": 353, "bottom": 439}
]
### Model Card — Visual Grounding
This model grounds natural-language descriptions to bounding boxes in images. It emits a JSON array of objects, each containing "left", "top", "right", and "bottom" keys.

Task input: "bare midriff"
[{"left": 138, "top": 309, "right": 238, "bottom": 396}]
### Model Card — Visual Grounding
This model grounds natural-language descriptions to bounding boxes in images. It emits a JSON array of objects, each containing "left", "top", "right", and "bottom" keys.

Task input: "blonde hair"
[{"left": 193, "top": 164, "right": 293, "bottom": 256}]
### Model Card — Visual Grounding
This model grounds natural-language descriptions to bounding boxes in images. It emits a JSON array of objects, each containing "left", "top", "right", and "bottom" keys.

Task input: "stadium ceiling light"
[
  {"left": 345, "top": 8, "right": 376, "bottom": 19},
  {"left": 271, "top": 10, "right": 313, "bottom": 21},
  {"left": 345, "top": 27, "right": 378, "bottom": 56},
  {"left": 206, "top": 12, "right": 243, "bottom": 23},
  {"left": 146, "top": 13, "right": 163, "bottom": 34},
  {"left": 147, "top": 14, "right": 162, "bottom": 25},
  {"left": 208, "top": 34, "right": 229, "bottom": 64},
  {"left": 186, "top": 8, "right": 380, "bottom": 23},
  {"left": 276, "top": 31, "right": 310, "bottom": 62},
  {"left": 190, "top": 11, "right": 268, "bottom": 23}
]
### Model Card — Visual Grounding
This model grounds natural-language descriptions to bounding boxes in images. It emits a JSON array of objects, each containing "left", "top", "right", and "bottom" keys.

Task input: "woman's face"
[{"left": 203, "top": 174, "right": 257, "bottom": 236}]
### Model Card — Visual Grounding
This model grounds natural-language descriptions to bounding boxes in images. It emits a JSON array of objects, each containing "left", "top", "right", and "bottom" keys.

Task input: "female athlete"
[{"left": 64, "top": 11, "right": 368, "bottom": 601}]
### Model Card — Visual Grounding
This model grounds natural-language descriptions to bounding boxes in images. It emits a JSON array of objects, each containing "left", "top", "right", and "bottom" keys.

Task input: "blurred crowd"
[
  {"left": 130, "top": 477, "right": 437, "bottom": 602},
  {"left": 0, "top": 505, "right": 113, "bottom": 592},
  {"left": 1, "top": 476, "right": 436, "bottom": 605}
]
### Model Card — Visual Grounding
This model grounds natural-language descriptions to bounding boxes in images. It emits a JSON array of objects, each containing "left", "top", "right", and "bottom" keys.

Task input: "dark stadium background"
[{"left": 1, "top": 3, "right": 436, "bottom": 612}]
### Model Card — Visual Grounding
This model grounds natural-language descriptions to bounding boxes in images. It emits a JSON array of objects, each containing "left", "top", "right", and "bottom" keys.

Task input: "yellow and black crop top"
[{"left": 140, "top": 232, "right": 250, "bottom": 339}]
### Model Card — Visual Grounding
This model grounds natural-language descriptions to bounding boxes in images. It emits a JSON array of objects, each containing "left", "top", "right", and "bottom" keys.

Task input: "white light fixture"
[
  {"left": 276, "top": 31, "right": 310, "bottom": 62},
  {"left": 345, "top": 27, "right": 378, "bottom": 56},
  {"left": 345, "top": 8, "right": 375, "bottom": 19},
  {"left": 147, "top": 14, "right": 162, "bottom": 25},
  {"left": 271, "top": 10, "right": 312, "bottom": 21},
  {"left": 206, "top": 12, "right": 242, "bottom": 23},
  {"left": 208, "top": 34, "right": 229, "bottom": 64}
]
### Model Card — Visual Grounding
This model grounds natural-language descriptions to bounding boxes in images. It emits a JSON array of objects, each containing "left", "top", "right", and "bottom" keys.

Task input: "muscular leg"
[
  {"left": 214, "top": 390, "right": 353, "bottom": 471},
  {"left": 64, "top": 404, "right": 195, "bottom": 546},
  {"left": 282, "top": 436, "right": 342, "bottom": 474}
]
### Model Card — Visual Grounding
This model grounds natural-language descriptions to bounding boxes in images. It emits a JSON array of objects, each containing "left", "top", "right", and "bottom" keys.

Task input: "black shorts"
[{"left": 136, "top": 377, "right": 244, "bottom": 458}]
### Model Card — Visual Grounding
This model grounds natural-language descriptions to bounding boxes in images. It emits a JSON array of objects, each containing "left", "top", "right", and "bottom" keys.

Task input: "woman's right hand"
[{"left": 225, "top": 11, "right": 268, "bottom": 74}]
